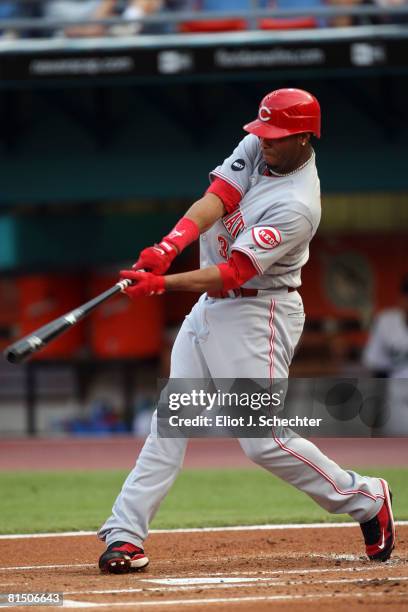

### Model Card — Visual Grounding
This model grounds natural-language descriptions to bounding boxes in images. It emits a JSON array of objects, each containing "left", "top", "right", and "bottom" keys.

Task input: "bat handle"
[
  {"left": 116, "top": 278, "right": 133, "bottom": 292},
  {"left": 117, "top": 269, "right": 146, "bottom": 292}
]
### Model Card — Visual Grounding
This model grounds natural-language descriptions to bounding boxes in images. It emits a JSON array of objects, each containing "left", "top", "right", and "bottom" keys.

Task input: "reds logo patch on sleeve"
[{"left": 252, "top": 226, "right": 282, "bottom": 249}]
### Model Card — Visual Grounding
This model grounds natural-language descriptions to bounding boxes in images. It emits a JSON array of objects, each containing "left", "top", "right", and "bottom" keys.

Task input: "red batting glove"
[
  {"left": 119, "top": 270, "right": 166, "bottom": 299},
  {"left": 132, "top": 218, "right": 199, "bottom": 275},
  {"left": 132, "top": 242, "right": 177, "bottom": 275}
]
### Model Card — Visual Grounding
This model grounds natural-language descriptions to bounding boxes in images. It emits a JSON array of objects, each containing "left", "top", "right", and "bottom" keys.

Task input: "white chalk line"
[
  {"left": 58, "top": 591, "right": 408, "bottom": 608},
  {"left": 0, "top": 563, "right": 94, "bottom": 572},
  {"left": 58, "top": 574, "right": 408, "bottom": 596},
  {"left": 310, "top": 553, "right": 361, "bottom": 561},
  {"left": 0, "top": 561, "right": 403, "bottom": 574},
  {"left": 1, "top": 521, "right": 407, "bottom": 540}
]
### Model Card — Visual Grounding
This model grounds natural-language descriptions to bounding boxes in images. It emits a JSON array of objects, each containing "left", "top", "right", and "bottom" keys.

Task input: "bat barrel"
[
  {"left": 3, "top": 279, "right": 132, "bottom": 364},
  {"left": 5, "top": 341, "right": 41, "bottom": 364},
  {"left": 4, "top": 317, "right": 73, "bottom": 364}
]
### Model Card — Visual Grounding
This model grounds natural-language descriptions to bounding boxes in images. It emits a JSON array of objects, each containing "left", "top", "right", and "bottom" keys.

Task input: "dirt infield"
[{"left": 0, "top": 526, "right": 407, "bottom": 610}]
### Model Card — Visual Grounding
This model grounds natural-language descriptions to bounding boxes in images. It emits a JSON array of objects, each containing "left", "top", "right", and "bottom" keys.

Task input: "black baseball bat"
[{"left": 4, "top": 278, "right": 133, "bottom": 364}]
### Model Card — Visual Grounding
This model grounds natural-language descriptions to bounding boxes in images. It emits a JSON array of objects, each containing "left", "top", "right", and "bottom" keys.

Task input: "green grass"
[{"left": 1, "top": 468, "right": 407, "bottom": 534}]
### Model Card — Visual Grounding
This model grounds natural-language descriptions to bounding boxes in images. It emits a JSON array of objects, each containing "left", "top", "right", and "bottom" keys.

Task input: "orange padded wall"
[
  {"left": 89, "top": 275, "right": 164, "bottom": 358},
  {"left": 17, "top": 275, "right": 85, "bottom": 359}
]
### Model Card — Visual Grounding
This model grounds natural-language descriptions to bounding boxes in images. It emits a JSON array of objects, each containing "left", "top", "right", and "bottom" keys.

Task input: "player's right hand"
[
  {"left": 132, "top": 242, "right": 177, "bottom": 275},
  {"left": 120, "top": 270, "right": 166, "bottom": 298}
]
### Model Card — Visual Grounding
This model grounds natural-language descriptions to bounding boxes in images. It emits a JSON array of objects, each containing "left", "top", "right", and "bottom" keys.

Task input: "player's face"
[{"left": 260, "top": 134, "right": 308, "bottom": 173}]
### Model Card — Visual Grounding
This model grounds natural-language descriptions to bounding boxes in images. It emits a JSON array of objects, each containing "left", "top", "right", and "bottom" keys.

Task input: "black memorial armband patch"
[{"left": 231, "top": 159, "right": 246, "bottom": 171}]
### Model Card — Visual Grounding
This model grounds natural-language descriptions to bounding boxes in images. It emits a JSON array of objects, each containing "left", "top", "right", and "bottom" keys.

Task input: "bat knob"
[{"left": 4, "top": 348, "right": 20, "bottom": 364}]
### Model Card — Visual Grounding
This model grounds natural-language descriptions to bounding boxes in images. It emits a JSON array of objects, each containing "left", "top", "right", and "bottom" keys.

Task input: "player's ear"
[{"left": 299, "top": 133, "right": 311, "bottom": 146}]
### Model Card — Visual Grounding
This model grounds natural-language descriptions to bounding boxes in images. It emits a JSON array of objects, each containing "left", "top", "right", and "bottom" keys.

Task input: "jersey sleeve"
[
  {"left": 206, "top": 177, "right": 242, "bottom": 213},
  {"left": 209, "top": 134, "right": 259, "bottom": 200},
  {"left": 217, "top": 250, "right": 259, "bottom": 290},
  {"left": 231, "top": 207, "right": 313, "bottom": 275},
  {"left": 362, "top": 315, "right": 392, "bottom": 373}
]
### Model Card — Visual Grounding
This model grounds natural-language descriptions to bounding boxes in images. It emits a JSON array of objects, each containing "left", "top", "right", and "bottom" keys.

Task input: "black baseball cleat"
[
  {"left": 99, "top": 541, "right": 149, "bottom": 574},
  {"left": 360, "top": 479, "right": 395, "bottom": 562}
]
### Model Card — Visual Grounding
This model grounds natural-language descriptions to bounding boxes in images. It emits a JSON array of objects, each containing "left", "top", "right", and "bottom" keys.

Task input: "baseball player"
[
  {"left": 362, "top": 274, "right": 408, "bottom": 434},
  {"left": 98, "top": 88, "right": 395, "bottom": 573}
]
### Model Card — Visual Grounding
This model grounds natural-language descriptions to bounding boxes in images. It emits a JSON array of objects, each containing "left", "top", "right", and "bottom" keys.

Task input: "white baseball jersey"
[
  {"left": 201, "top": 134, "right": 321, "bottom": 289},
  {"left": 363, "top": 308, "right": 408, "bottom": 378}
]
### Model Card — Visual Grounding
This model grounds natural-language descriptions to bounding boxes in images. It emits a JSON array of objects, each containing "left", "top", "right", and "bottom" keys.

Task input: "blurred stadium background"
[{"left": 0, "top": 0, "right": 407, "bottom": 441}]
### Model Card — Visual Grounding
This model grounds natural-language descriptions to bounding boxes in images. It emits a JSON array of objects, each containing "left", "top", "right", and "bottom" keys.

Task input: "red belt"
[{"left": 207, "top": 287, "right": 297, "bottom": 299}]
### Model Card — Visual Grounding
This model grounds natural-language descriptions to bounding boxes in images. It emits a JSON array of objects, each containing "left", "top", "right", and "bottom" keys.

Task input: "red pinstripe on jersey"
[
  {"left": 271, "top": 431, "right": 384, "bottom": 503},
  {"left": 268, "top": 299, "right": 276, "bottom": 383}
]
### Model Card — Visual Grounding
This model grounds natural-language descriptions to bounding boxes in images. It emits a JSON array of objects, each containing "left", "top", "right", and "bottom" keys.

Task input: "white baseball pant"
[{"left": 99, "top": 290, "right": 385, "bottom": 548}]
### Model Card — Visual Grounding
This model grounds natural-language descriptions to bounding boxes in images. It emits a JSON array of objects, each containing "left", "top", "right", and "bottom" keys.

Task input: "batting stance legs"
[{"left": 99, "top": 291, "right": 386, "bottom": 551}]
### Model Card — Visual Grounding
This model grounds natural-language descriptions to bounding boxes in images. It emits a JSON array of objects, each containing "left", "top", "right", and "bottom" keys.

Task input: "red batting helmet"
[{"left": 243, "top": 88, "right": 321, "bottom": 139}]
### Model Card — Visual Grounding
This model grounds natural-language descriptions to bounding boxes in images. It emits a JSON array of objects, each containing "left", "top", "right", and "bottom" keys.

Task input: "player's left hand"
[
  {"left": 132, "top": 242, "right": 177, "bottom": 275},
  {"left": 119, "top": 270, "right": 166, "bottom": 299}
]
